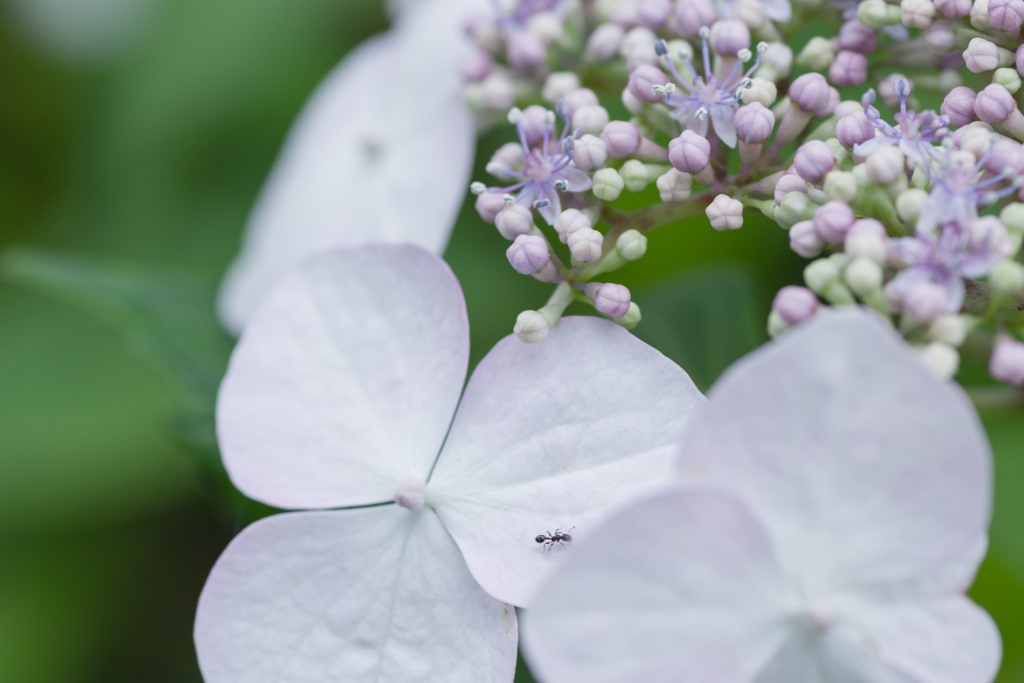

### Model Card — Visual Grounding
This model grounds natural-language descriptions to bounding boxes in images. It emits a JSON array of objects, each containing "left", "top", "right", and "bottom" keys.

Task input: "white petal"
[
  {"left": 217, "top": 4, "right": 476, "bottom": 333},
  {"left": 195, "top": 507, "right": 518, "bottom": 683},
  {"left": 521, "top": 488, "right": 794, "bottom": 683},
  {"left": 429, "top": 317, "right": 706, "bottom": 607},
  {"left": 217, "top": 245, "right": 468, "bottom": 509},
  {"left": 774, "top": 594, "right": 1002, "bottom": 683},
  {"left": 677, "top": 309, "right": 992, "bottom": 596}
]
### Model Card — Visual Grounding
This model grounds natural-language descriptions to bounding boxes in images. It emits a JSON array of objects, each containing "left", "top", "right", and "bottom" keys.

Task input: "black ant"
[{"left": 535, "top": 526, "right": 575, "bottom": 551}]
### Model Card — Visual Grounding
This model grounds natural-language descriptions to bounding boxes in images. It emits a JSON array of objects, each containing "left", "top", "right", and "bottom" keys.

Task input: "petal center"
[{"left": 394, "top": 477, "right": 426, "bottom": 510}]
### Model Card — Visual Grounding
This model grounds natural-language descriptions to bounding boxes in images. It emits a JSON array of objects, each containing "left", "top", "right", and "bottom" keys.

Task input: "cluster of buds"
[{"left": 460, "top": 0, "right": 1024, "bottom": 386}]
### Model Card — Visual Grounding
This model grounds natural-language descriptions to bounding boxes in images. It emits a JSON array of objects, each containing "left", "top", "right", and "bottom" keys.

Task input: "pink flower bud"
[
  {"left": 835, "top": 111, "right": 876, "bottom": 148},
  {"left": 476, "top": 193, "right": 506, "bottom": 223},
  {"left": 668, "top": 130, "right": 711, "bottom": 173},
  {"left": 495, "top": 204, "right": 535, "bottom": 239},
  {"left": 637, "top": 0, "right": 673, "bottom": 28},
  {"left": 923, "top": 21, "right": 956, "bottom": 53},
  {"left": 990, "top": 335, "right": 1024, "bottom": 385},
  {"left": 735, "top": 103, "right": 775, "bottom": 144},
  {"left": 902, "top": 281, "right": 950, "bottom": 322},
  {"left": 601, "top": 121, "right": 642, "bottom": 158},
  {"left": 789, "top": 220, "right": 824, "bottom": 257},
  {"left": 519, "top": 105, "right": 551, "bottom": 147},
  {"left": 813, "top": 201, "right": 856, "bottom": 243},
  {"left": 941, "top": 86, "right": 977, "bottom": 127},
  {"left": 462, "top": 50, "right": 493, "bottom": 82},
  {"left": 627, "top": 64, "right": 669, "bottom": 103},
  {"left": 789, "top": 73, "right": 832, "bottom": 116},
  {"left": 1017, "top": 44, "right": 1024, "bottom": 76},
  {"left": 774, "top": 173, "right": 809, "bottom": 204},
  {"left": 975, "top": 84, "right": 1017, "bottom": 124},
  {"left": 793, "top": 140, "right": 835, "bottom": 184},
  {"left": 709, "top": 19, "right": 750, "bottom": 57},
  {"left": 829, "top": 51, "right": 868, "bottom": 87},
  {"left": 507, "top": 31, "right": 546, "bottom": 70},
  {"left": 964, "top": 38, "right": 1003, "bottom": 73},
  {"left": 587, "top": 23, "right": 624, "bottom": 59},
  {"left": 838, "top": 20, "right": 878, "bottom": 54},
  {"left": 934, "top": 0, "right": 971, "bottom": 16},
  {"left": 772, "top": 286, "right": 819, "bottom": 325},
  {"left": 507, "top": 234, "right": 550, "bottom": 274},
  {"left": 585, "top": 283, "right": 632, "bottom": 318},
  {"left": 560, "top": 88, "right": 599, "bottom": 117},
  {"left": 985, "top": 139, "right": 1024, "bottom": 175},
  {"left": 571, "top": 134, "right": 608, "bottom": 170},
  {"left": 988, "top": 0, "right": 1024, "bottom": 31},
  {"left": 674, "top": 0, "right": 716, "bottom": 35}
]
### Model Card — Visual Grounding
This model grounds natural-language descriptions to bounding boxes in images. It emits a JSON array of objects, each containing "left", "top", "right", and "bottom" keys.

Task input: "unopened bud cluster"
[{"left": 460, "top": 0, "right": 1024, "bottom": 384}]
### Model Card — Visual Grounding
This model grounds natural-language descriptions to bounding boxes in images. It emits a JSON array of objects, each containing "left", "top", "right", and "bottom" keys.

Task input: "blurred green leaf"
[
  {"left": 631, "top": 264, "right": 767, "bottom": 390},
  {"left": 1, "top": 247, "right": 231, "bottom": 409}
]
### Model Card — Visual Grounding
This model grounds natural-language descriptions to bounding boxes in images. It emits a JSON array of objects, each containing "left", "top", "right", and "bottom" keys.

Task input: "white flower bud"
[
  {"left": 733, "top": 0, "right": 765, "bottom": 27},
  {"left": 927, "top": 315, "right": 969, "bottom": 346},
  {"left": 989, "top": 260, "right": 1024, "bottom": 296},
  {"left": 917, "top": 342, "right": 959, "bottom": 380},
  {"left": 572, "top": 134, "right": 608, "bottom": 171},
  {"left": 778, "top": 191, "right": 812, "bottom": 228},
  {"left": 568, "top": 226, "right": 604, "bottom": 262},
  {"left": 514, "top": 310, "right": 550, "bottom": 343},
  {"left": 706, "top": 194, "right": 745, "bottom": 231},
  {"left": 845, "top": 230, "right": 887, "bottom": 262},
  {"left": 621, "top": 87, "right": 644, "bottom": 114},
  {"left": 994, "top": 67, "right": 1022, "bottom": 94},
  {"left": 620, "top": 159, "right": 650, "bottom": 191},
  {"left": 767, "top": 309, "right": 789, "bottom": 337},
  {"left": 796, "top": 37, "right": 835, "bottom": 71},
  {"left": 741, "top": 77, "right": 778, "bottom": 106},
  {"left": 895, "top": 188, "right": 928, "bottom": 225},
  {"left": 963, "top": 38, "right": 1009, "bottom": 73},
  {"left": 957, "top": 124, "right": 992, "bottom": 159},
  {"left": 593, "top": 168, "right": 625, "bottom": 200},
  {"left": 970, "top": 0, "right": 992, "bottom": 30},
  {"left": 859, "top": 0, "right": 901, "bottom": 28},
  {"left": 553, "top": 208, "right": 592, "bottom": 244},
  {"left": 573, "top": 105, "right": 611, "bottom": 135},
  {"left": 823, "top": 171, "right": 858, "bottom": 203},
  {"left": 804, "top": 258, "right": 841, "bottom": 293},
  {"left": 542, "top": 72, "right": 581, "bottom": 103},
  {"left": 656, "top": 168, "right": 693, "bottom": 202},
  {"left": 844, "top": 257, "right": 883, "bottom": 295},
  {"left": 1000, "top": 202, "right": 1024, "bottom": 233},
  {"left": 865, "top": 146, "right": 905, "bottom": 184},
  {"left": 393, "top": 477, "right": 426, "bottom": 510},
  {"left": 480, "top": 71, "right": 516, "bottom": 110},
  {"left": 900, "top": 0, "right": 935, "bottom": 28},
  {"left": 614, "top": 302, "right": 642, "bottom": 329},
  {"left": 616, "top": 229, "right": 648, "bottom": 261},
  {"left": 757, "top": 43, "right": 792, "bottom": 82}
]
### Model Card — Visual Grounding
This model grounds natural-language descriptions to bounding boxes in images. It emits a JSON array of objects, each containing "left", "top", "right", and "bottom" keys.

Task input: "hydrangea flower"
[
  {"left": 654, "top": 33, "right": 766, "bottom": 148},
  {"left": 523, "top": 309, "right": 999, "bottom": 683},
  {"left": 475, "top": 106, "right": 592, "bottom": 224},
  {"left": 196, "top": 244, "right": 705, "bottom": 682},
  {"left": 887, "top": 219, "right": 1010, "bottom": 315},
  {"left": 217, "top": 0, "right": 483, "bottom": 334},
  {"left": 853, "top": 82, "right": 949, "bottom": 170},
  {"left": 916, "top": 150, "right": 1019, "bottom": 235}
]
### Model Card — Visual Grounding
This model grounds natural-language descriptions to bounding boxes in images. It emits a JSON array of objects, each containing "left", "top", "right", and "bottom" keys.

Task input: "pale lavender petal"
[
  {"left": 217, "top": 1, "right": 476, "bottom": 333},
  {"left": 761, "top": 0, "right": 793, "bottom": 21},
  {"left": 430, "top": 318, "right": 706, "bottom": 607},
  {"left": 852, "top": 135, "right": 890, "bottom": 158},
  {"left": 677, "top": 309, "right": 992, "bottom": 597},
  {"left": 217, "top": 245, "right": 468, "bottom": 509},
  {"left": 710, "top": 104, "right": 738, "bottom": 148},
  {"left": 522, "top": 489, "right": 794, "bottom": 683},
  {"left": 195, "top": 507, "right": 518, "bottom": 683},
  {"left": 559, "top": 166, "right": 593, "bottom": 192},
  {"left": 537, "top": 183, "right": 562, "bottom": 225}
]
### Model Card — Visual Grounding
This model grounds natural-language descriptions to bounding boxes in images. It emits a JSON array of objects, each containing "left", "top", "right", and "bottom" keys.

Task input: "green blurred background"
[{"left": 0, "top": 1, "right": 1020, "bottom": 681}]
